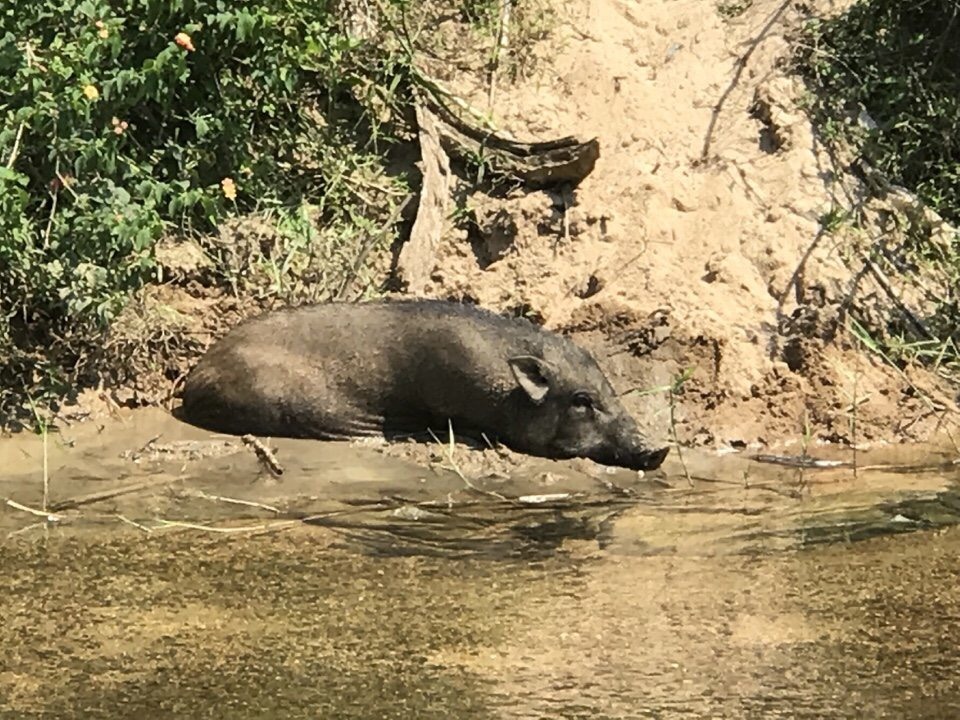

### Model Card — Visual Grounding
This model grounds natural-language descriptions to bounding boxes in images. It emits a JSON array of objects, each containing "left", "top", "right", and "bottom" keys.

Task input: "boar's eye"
[{"left": 571, "top": 392, "right": 594, "bottom": 411}]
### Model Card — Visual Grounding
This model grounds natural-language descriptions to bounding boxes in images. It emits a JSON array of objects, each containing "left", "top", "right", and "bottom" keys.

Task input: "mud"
[{"left": 2, "top": 410, "right": 960, "bottom": 717}]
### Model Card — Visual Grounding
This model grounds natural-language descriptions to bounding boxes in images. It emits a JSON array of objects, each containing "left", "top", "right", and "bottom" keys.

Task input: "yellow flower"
[
  {"left": 221, "top": 177, "right": 237, "bottom": 200},
  {"left": 98, "top": 28, "right": 109, "bottom": 39},
  {"left": 82, "top": 84, "right": 99, "bottom": 100}
]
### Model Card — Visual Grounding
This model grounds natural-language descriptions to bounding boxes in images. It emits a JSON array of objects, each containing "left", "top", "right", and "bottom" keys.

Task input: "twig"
[
  {"left": 700, "top": 0, "right": 792, "bottom": 162},
  {"left": 6, "top": 498, "right": 62, "bottom": 521},
  {"left": 517, "top": 493, "right": 574, "bottom": 504},
  {"left": 851, "top": 340, "right": 860, "bottom": 478},
  {"left": 24, "top": 398, "right": 51, "bottom": 511},
  {"left": 133, "top": 433, "right": 164, "bottom": 456},
  {"left": 370, "top": 0, "right": 504, "bottom": 135},
  {"left": 49, "top": 476, "right": 175, "bottom": 512},
  {"left": 666, "top": 369, "right": 694, "bottom": 486},
  {"left": 336, "top": 193, "right": 413, "bottom": 300},
  {"left": 849, "top": 317, "right": 959, "bottom": 449},
  {"left": 239, "top": 519, "right": 301, "bottom": 537},
  {"left": 749, "top": 452, "right": 960, "bottom": 473},
  {"left": 592, "top": 475, "right": 636, "bottom": 497},
  {"left": 41, "top": 424, "right": 49, "bottom": 512},
  {"left": 862, "top": 254, "right": 935, "bottom": 342},
  {"left": 777, "top": 224, "right": 829, "bottom": 310},
  {"left": 6, "top": 122, "right": 24, "bottom": 169},
  {"left": 55, "top": 169, "right": 79, "bottom": 200}
]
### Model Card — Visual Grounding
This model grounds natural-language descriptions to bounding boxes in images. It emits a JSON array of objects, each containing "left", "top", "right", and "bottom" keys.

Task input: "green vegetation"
[
  {"left": 797, "top": 0, "right": 960, "bottom": 384},
  {"left": 716, "top": 0, "right": 753, "bottom": 19},
  {"left": 2, "top": 0, "right": 489, "bottom": 419}
]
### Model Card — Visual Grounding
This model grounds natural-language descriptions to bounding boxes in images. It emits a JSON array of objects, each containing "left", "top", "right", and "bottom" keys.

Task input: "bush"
[
  {"left": 797, "top": 0, "right": 960, "bottom": 383},
  {"left": 799, "top": 0, "right": 960, "bottom": 221},
  {"left": 0, "top": 0, "right": 412, "bottom": 413}
]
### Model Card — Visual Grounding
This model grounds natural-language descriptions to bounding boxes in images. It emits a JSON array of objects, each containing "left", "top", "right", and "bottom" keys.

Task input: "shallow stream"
[{"left": 2, "top": 408, "right": 959, "bottom": 718}]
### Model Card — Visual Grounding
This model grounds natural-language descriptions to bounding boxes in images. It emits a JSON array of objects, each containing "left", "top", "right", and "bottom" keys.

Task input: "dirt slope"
[{"left": 414, "top": 0, "right": 959, "bottom": 450}]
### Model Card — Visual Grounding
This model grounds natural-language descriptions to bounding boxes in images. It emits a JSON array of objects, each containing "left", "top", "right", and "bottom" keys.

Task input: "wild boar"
[{"left": 176, "top": 299, "right": 669, "bottom": 471}]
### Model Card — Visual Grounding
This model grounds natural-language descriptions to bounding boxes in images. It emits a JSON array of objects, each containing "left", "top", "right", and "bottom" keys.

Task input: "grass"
[
  {"left": 630, "top": 368, "right": 695, "bottom": 486},
  {"left": 717, "top": 0, "right": 754, "bottom": 19}
]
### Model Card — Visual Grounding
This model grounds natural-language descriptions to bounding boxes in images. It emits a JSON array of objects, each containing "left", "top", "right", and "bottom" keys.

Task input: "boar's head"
[{"left": 506, "top": 350, "right": 669, "bottom": 472}]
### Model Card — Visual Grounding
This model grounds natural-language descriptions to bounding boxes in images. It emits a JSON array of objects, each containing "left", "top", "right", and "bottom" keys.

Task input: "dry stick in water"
[
  {"left": 50, "top": 476, "right": 177, "bottom": 512},
  {"left": 7, "top": 521, "right": 59, "bottom": 539},
  {"left": 795, "top": 411, "right": 812, "bottom": 495},
  {"left": 25, "top": 398, "right": 51, "bottom": 512}
]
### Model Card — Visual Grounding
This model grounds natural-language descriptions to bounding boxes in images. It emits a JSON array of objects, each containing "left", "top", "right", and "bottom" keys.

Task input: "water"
[{"left": 2, "top": 408, "right": 960, "bottom": 718}]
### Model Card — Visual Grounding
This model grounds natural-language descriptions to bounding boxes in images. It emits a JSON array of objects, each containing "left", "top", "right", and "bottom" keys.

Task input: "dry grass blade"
[
  {"left": 7, "top": 521, "right": 48, "bottom": 538},
  {"left": 115, "top": 514, "right": 153, "bottom": 533},
  {"left": 427, "top": 421, "right": 512, "bottom": 503},
  {"left": 152, "top": 519, "right": 293, "bottom": 534},
  {"left": 6, "top": 498, "right": 61, "bottom": 521},
  {"left": 183, "top": 489, "right": 282, "bottom": 515}
]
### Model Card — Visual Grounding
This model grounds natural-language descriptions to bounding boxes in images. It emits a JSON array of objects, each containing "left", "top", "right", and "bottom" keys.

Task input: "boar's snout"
[
  {"left": 595, "top": 431, "right": 670, "bottom": 472},
  {"left": 627, "top": 444, "right": 670, "bottom": 471}
]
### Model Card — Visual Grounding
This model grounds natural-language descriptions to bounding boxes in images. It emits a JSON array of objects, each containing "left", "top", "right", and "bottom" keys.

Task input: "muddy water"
[{"left": 2, "top": 410, "right": 960, "bottom": 718}]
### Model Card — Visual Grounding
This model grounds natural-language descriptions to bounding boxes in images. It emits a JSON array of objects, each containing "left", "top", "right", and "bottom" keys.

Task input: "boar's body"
[{"left": 177, "top": 299, "right": 668, "bottom": 471}]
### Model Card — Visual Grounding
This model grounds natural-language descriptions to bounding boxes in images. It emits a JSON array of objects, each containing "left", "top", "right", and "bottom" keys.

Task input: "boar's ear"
[{"left": 508, "top": 355, "right": 552, "bottom": 404}]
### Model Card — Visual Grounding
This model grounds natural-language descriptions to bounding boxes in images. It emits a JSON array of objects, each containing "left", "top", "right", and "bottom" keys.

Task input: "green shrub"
[
  {"left": 799, "top": 0, "right": 960, "bottom": 221},
  {"left": 0, "top": 0, "right": 412, "bottom": 413},
  {"left": 797, "top": 0, "right": 960, "bottom": 383}
]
